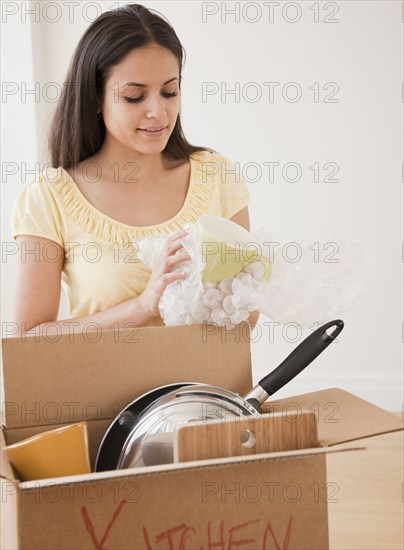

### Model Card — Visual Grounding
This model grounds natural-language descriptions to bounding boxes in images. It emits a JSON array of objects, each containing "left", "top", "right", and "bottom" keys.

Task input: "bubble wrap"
[{"left": 134, "top": 224, "right": 375, "bottom": 329}]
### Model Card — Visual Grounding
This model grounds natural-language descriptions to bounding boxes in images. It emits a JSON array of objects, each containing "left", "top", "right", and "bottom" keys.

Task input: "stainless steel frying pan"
[{"left": 95, "top": 319, "right": 344, "bottom": 471}]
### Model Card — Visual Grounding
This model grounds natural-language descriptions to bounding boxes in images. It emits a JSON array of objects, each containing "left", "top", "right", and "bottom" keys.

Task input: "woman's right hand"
[{"left": 137, "top": 229, "right": 191, "bottom": 321}]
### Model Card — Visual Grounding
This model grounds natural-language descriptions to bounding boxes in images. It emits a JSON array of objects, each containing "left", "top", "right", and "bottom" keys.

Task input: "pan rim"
[{"left": 94, "top": 382, "right": 201, "bottom": 472}]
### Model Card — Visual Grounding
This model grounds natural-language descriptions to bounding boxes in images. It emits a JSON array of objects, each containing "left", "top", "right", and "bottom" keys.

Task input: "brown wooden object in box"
[{"left": 175, "top": 410, "right": 318, "bottom": 462}]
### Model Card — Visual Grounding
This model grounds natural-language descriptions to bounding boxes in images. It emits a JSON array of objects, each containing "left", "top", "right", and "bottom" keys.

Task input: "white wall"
[
  {"left": 1, "top": 2, "right": 41, "bottom": 328},
  {"left": 1, "top": 1, "right": 402, "bottom": 410}
]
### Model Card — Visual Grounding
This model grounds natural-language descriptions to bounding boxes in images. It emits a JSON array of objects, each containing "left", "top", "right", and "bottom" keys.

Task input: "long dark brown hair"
[{"left": 49, "top": 3, "right": 214, "bottom": 169}]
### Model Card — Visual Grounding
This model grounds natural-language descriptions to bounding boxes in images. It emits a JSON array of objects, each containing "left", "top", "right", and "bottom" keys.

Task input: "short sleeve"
[
  {"left": 11, "top": 173, "right": 64, "bottom": 246},
  {"left": 213, "top": 153, "right": 250, "bottom": 219}
]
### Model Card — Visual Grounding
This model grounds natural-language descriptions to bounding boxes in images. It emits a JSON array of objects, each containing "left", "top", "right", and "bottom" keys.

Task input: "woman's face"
[{"left": 101, "top": 44, "right": 181, "bottom": 156}]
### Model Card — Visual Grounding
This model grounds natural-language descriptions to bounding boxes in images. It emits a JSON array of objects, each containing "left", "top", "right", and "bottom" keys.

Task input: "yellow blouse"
[{"left": 11, "top": 150, "right": 250, "bottom": 327}]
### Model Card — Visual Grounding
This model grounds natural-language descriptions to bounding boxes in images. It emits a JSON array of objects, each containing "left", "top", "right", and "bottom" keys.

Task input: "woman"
[{"left": 11, "top": 3, "right": 258, "bottom": 335}]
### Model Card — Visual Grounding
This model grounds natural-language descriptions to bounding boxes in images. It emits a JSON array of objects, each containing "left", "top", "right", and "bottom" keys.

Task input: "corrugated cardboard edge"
[
  {"left": 0, "top": 429, "right": 19, "bottom": 550},
  {"left": 18, "top": 443, "right": 365, "bottom": 490},
  {"left": 0, "top": 477, "right": 19, "bottom": 549},
  {"left": 0, "top": 428, "right": 18, "bottom": 482}
]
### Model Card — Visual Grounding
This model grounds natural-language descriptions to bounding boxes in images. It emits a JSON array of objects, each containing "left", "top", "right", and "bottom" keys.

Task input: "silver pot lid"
[{"left": 117, "top": 384, "right": 260, "bottom": 469}]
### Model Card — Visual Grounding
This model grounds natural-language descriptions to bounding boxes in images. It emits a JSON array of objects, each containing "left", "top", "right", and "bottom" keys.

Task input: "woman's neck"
[{"left": 91, "top": 139, "right": 170, "bottom": 184}]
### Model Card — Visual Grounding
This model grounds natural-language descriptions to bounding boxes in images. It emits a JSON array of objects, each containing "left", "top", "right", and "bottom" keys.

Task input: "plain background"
[{"left": 1, "top": 1, "right": 402, "bottom": 410}]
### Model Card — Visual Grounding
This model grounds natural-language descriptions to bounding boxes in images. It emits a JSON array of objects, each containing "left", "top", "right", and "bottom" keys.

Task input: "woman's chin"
[{"left": 132, "top": 140, "right": 169, "bottom": 155}]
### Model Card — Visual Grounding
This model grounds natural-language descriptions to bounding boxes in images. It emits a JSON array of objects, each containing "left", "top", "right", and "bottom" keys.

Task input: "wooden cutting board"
[{"left": 174, "top": 410, "right": 318, "bottom": 463}]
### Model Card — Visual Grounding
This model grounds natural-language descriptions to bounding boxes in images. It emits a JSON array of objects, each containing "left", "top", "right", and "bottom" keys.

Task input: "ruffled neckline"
[{"left": 49, "top": 151, "right": 214, "bottom": 246}]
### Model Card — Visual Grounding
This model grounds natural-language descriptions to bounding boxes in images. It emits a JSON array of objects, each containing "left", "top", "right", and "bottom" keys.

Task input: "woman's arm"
[
  {"left": 11, "top": 234, "right": 187, "bottom": 337},
  {"left": 12, "top": 215, "right": 258, "bottom": 338},
  {"left": 229, "top": 206, "right": 260, "bottom": 329}
]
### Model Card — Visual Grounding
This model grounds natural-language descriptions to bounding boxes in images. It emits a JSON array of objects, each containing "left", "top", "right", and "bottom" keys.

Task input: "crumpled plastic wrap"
[
  {"left": 134, "top": 224, "right": 375, "bottom": 329},
  {"left": 252, "top": 232, "right": 376, "bottom": 327}
]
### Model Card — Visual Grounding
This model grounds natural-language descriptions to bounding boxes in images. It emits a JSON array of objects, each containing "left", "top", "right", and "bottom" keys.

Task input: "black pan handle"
[{"left": 245, "top": 319, "right": 344, "bottom": 408}]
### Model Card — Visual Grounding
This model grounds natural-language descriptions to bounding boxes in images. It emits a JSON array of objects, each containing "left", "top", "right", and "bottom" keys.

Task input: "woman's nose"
[{"left": 145, "top": 94, "right": 167, "bottom": 119}]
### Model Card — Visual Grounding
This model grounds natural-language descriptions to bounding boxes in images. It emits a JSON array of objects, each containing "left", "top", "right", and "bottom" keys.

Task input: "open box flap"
[
  {"left": 2, "top": 323, "right": 252, "bottom": 430},
  {"left": 260, "top": 388, "right": 403, "bottom": 446},
  {"left": 0, "top": 428, "right": 19, "bottom": 482}
]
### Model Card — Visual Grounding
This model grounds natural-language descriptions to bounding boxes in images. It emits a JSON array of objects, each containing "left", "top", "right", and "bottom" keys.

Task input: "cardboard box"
[{"left": 1, "top": 323, "right": 402, "bottom": 549}]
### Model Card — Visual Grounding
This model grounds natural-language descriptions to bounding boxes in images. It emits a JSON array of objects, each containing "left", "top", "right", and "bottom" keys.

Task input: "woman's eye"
[
  {"left": 124, "top": 92, "right": 178, "bottom": 103},
  {"left": 124, "top": 96, "right": 143, "bottom": 103}
]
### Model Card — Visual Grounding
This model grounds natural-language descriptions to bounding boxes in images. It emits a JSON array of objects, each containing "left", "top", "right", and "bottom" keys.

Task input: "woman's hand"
[{"left": 137, "top": 229, "right": 190, "bottom": 321}]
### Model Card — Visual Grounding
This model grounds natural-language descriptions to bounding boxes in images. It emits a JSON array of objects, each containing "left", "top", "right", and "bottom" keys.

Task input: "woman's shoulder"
[
  {"left": 17, "top": 166, "right": 69, "bottom": 196},
  {"left": 190, "top": 149, "right": 236, "bottom": 179},
  {"left": 13, "top": 166, "right": 70, "bottom": 205},
  {"left": 11, "top": 166, "right": 76, "bottom": 233},
  {"left": 191, "top": 149, "right": 243, "bottom": 189},
  {"left": 190, "top": 148, "right": 231, "bottom": 162},
  {"left": 11, "top": 166, "right": 69, "bottom": 246},
  {"left": 190, "top": 149, "right": 250, "bottom": 218}
]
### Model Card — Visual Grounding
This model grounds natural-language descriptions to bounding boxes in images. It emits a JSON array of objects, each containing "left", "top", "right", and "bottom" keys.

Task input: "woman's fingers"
[
  {"left": 153, "top": 229, "right": 190, "bottom": 278},
  {"left": 166, "top": 240, "right": 184, "bottom": 256},
  {"left": 165, "top": 251, "right": 190, "bottom": 269},
  {"left": 169, "top": 229, "right": 188, "bottom": 241},
  {"left": 166, "top": 229, "right": 188, "bottom": 255},
  {"left": 161, "top": 270, "right": 187, "bottom": 284},
  {"left": 167, "top": 229, "right": 187, "bottom": 247},
  {"left": 139, "top": 230, "right": 189, "bottom": 319}
]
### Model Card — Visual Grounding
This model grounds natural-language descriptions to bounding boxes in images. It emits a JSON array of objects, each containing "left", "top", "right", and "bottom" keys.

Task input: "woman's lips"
[{"left": 137, "top": 127, "right": 167, "bottom": 137}]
